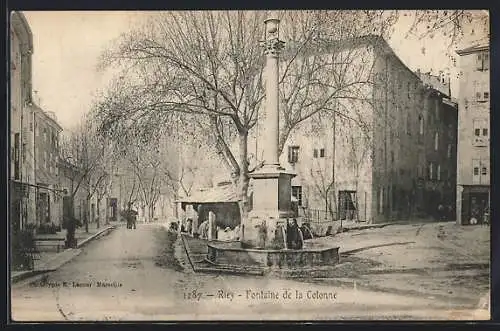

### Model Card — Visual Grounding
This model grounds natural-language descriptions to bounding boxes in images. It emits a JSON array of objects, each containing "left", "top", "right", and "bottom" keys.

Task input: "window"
[
  {"left": 391, "top": 151, "right": 394, "bottom": 164},
  {"left": 418, "top": 114, "right": 424, "bottom": 135},
  {"left": 473, "top": 167, "right": 479, "bottom": 176},
  {"left": 437, "top": 164, "right": 441, "bottom": 181},
  {"left": 434, "top": 132, "right": 439, "bottom": 151},
  {"left": 447, "top": 144, "right": 452, "bottom": 158},
  {"left": 473, "top": 119, "right": 488, "bottom": 146},
  {"left": 313, "top": 149, "right": 318, "bottom": 158},
  {"left": 292, "top": 186, "right": 302, "bottom": 206},
  {"left": 428, "top": 162, "right": 434, "bottom": 180},
  {"left": 14, "top": 133, "right": 20, "bottom": 180},
  {"left": 476, "top": 52, "right": 489, "bottom": 71},
  {"left": 288, "top": 146, "right": 299, "bottom": 163},
  {"left": 448, "top": 124, "right": 454, "bottom": 139},
  {"left": 320, "top": 148, "right": 325, "bottom": 158},
  {"left": 407, "top": 82, "right": 411, "bottom": 99},
  {"left": 472, "top": 158, "right": 489, "bottom": 184},
  {"left": 475, "top": 81, "right": 489, "bottom": 102}
]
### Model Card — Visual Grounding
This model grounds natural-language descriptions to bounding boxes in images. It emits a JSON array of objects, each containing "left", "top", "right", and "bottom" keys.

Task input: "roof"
[
  {"left": 31, "top": 103, "right": 63, "bottom": 132},
  {"left": 287, "top": 34, "right": 422, "bottom": 83},
  {"left": 456, "top": 43, "right": 489, "bottom": 56},
  {"left": 177, "top": 184, "right": 240, "bottom": 204},
  {"left": 177, "top": 182, "right": 299, "bottom": 204}
]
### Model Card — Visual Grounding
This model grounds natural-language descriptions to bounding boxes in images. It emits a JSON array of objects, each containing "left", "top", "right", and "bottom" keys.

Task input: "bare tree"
[
  {"left": 94, "top": 11, "right": 396, "bottom": 218},
  {"left": 59, "top": 115, "right": 109, "bottom": 232},
  {"left": 309, "top": 166, "right": 336, "bottom": 223},
  {"left": 92, "top": 168, "right": 111, "bottom": 228},
  {"left": 94, "top": 10, "right": 488, "bottom": 223}
]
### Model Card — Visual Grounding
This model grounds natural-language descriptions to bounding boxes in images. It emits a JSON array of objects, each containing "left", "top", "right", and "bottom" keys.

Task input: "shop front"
[{"left": 460, "top": 185, "right": 490, "bottom": 225}]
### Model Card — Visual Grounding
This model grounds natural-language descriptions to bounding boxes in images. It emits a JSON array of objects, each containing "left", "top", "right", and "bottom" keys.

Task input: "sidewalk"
[{"left": 11, "top": 221, "right": 121, "bottom": 284}]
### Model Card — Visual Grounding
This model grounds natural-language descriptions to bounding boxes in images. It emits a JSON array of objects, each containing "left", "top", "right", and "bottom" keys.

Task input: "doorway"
[
  {"left": 461, "top": 188, "right": 489, "bottom": 225},
  {"left": 338, "top": 190, "right": 357, "bottom": 220},
  {"left": 37, "top": 192, "right": 50, "bottom": 224}
]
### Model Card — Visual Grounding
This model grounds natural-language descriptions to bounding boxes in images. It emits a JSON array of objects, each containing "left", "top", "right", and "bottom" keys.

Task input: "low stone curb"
[
  {"left": 76, "top": 224, "right": 117, "bottom": 249},
  {"left": 11, "top": 224, "right": 118, "bottom": 284}
]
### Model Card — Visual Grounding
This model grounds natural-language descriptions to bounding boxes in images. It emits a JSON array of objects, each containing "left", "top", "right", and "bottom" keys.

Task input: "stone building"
[
  {"left": 33, "top": 105, "right": 64, "bottom": 227},
  {"left": 10, "top": 11, "right": 35, "bottom": 231},
  {"left": 268, "top": 35, "right": 457, "bottom": 223},
  {"left": 57, "top": 158, "right": 93, "bottom": 225},
  {"left": 415, "top": 72, "right": 458, "bottom": 218},
  {"left": 455, "top": 43, "right": 490, "bottom": 225}
]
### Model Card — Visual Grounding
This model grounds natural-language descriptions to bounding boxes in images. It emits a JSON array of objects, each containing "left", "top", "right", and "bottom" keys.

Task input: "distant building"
[
  {"left": 33, "top": 105, "right": 63, "bottom": 227},
  {"left": 258, "top": 35, "right": 458, "bottom": 223},
  {"left": 10, "top": 11, "right": 35, "bottom": 231},
  {"left": 455, "top": 43, "right": 490, "bottom": 225},
  {"left": 57, "top": 158, "right": 91, "bottom": 225}
]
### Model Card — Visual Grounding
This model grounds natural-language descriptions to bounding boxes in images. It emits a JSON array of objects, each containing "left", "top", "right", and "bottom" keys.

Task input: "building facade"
[
  {"left": 58, "top": 158, "right": 92, "bottom": 226},
  {"left": 10, "top": 11, "right": 35, "bottom": 231},
  {"left": 455, "top": 44, "right": 490, "bottom": 225},
  {"left": 269, "top": 36, "right": 457, "bottom": 223},
  {"left": 34, "top": 105, "right": 64, "bottom": 227}
]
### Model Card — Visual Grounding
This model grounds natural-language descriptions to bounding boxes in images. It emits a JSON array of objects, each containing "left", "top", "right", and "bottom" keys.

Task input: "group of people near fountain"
[
  {"left": 285, "top": 219, "right": 313, "bottom": 249},
  {"left": 178, "top": 217, "right": 241, "bottom": 241},
  {"left": 177, "top": 214, "right": 313, "bottom": 248}
]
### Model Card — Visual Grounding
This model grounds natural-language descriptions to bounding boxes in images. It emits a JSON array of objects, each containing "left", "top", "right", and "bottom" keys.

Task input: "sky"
[{"left": 23, "top": 10, "right": 488, "bottom": 132}]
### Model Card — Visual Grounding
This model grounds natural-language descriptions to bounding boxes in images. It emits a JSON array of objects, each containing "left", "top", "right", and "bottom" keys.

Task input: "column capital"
[{"left": 261, "top": 38, "right": 285, "bottom": 56}]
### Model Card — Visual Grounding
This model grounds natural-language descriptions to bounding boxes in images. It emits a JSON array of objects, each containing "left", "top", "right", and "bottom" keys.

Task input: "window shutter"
[
  {"left": 476, "top": 53, "right": 484, "bottom": 71},
  {"left": 483, "top": 53, "right": 489, "bottom": 70},
  {"left": 288, "top": 146, "right": 292, "bottom": 163}
]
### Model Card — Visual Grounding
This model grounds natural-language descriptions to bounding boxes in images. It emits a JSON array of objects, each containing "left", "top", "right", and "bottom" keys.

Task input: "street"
[{"left": 11, "top": 223, "right": 489, "bottom": 321}]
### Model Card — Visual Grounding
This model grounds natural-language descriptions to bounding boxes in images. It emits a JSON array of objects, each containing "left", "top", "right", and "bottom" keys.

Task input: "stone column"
[
  {"left": 241, "top": 15, "right": 295, "bottom": 250},
  {"left": 262, "top": 21, "right": 282, "bottom": 168}
]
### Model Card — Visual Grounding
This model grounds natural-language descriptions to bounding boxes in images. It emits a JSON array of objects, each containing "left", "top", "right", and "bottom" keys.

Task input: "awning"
[
  {"left": 177, "top": 183, "right": 299, "bottom": 204},
  {"left": 176, "top": 184, "right": 240, "bottom": 204}
]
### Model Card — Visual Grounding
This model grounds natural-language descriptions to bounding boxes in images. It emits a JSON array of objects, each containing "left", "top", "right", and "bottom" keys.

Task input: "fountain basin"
[{"left": 207, "top": 241, "right": 340, "bottom": 269}]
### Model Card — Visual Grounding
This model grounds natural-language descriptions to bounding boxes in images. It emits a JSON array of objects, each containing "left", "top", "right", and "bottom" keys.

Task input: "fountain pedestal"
[
  {"left": 198, "top": 14, "right": 340, "bottom": 275},
  {"left": 241, "top": 167, "right": 295, "bottom": 249}
]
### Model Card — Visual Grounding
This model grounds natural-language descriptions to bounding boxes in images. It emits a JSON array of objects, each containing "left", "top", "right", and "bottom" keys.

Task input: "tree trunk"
[
  {"left": 238, "top": 131, "right": 250, "bottom": 221},
  {"left": 96, "top": 198, "right": 101, "bottom": 229},
  {"left": 149, "top": 204, "right": 154, "bottom": 223}
]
